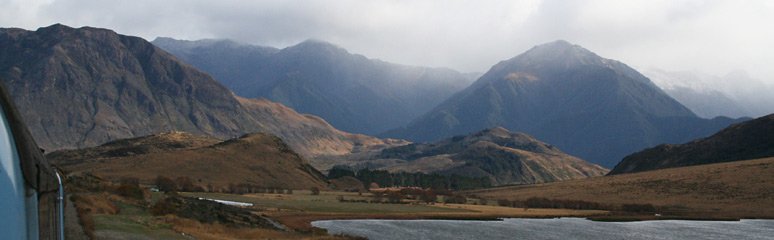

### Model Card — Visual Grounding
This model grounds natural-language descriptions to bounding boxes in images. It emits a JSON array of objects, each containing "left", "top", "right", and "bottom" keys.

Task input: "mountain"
[
  {"left": 609, "top": 114, "right": 774, "bottom": 174},
  {"left": 153, "top": 37, "right": 475, "bottom": 135},
  {"left": 0, "top": 24, "right": 404, "bottom": 168},
  {"left": 384, "top": 40, "right": 741, "bottom": 167},
  {"left": 235, "top": 96, "right": 409, "bottom": 170},
  {"left": 48, "top": 132, "right": 328, "bottom": 190},
  {"left": 642, "top": 68, "right": 770, "bottom": 118},
  {"left": 344, "top": 127, "right": 607, "bottom": 186}
]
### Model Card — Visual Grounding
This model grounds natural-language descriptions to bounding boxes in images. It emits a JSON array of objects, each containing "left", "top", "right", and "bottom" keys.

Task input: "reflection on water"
[{"left": 313, "top": 218, "right": 774, "bottom": 240}]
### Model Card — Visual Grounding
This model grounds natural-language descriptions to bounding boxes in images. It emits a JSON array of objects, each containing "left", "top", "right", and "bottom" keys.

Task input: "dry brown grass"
[
  {"left": 77, "top": 194, "right": 120, "bottom": 214},
  {"left": 70, "top": 193, "right": 120, "bottom": 239},
  {"left": 468, "top": 157, "right": 774, "bottom": 219},
  {"left": 268, "top": 205, "right": 607, "bottom": 232},
  {"left": 435, "top": 204, "right": 607, "bottom": 216},
  {"left": 165, "top": 216, "right": 355, "bottom": 240},
  {"left": 53, "top": 133, "right": 328, "bottom": 191}
]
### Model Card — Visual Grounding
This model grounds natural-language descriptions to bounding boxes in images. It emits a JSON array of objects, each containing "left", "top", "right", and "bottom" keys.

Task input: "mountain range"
[
  {"left": 384, "top": 40, "right": 742, "bottom": 167},
  {"left": 0, "top": 24, "right": 403, "bottom": 169},
  {"left": 644, "top": 68, "right": 774, "bottom": 118},
  {"left": 610, "top": 113, "right": 774, "bottom": 174},
  {"left": 152, "top": 37, "right": 475, "bottom": 135},
  {"left": 2, "top": 24, "right": 755, "bottom": 178}
]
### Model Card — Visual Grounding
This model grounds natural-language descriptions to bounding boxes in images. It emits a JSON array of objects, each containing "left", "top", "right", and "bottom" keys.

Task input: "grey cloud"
[{"left": 1, "top": 0, "right": 773, "bottom": 83}]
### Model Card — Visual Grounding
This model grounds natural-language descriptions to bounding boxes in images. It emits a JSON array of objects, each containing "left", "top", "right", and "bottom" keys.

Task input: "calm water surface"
[{"left": 312, "top": 218, "right": 774, "bottom": 240}]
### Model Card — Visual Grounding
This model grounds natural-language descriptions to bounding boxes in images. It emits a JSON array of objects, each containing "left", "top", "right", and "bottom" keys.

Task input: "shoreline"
[
  {"left": 267, "top": 207, "right": 609, "bottom": 232},
  {"left": 272, "top": 210, "right": 767, "bottom": 233}
]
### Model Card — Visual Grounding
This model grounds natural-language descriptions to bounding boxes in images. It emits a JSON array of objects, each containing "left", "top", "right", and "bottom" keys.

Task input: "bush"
[
  {"left": 443, "top": 195, "right": 467, "bottom": 204},
  {"left": 155, "top": 176, "right": 177, "bottom": 192},
  {"left": 310, "top": 187, "right": 320, "bottom": 195},
  {"left": 419, "top": 190, "right": 437, "bottom": 203},
  {"left": 150, "top": 197, "right": 182, "bottom": 216},
  {"left": 114, "top": 184, "right": 144, "bottom": 200},
  {"left": 386, "top": 192, "right": 403, "bottom": 203},
  {"left": 175, "top": 177, "right": 195, "bottom": 192}
]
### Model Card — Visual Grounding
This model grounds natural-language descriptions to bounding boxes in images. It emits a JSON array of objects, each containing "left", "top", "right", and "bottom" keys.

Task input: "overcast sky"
[{"left": 2, "top": 0, "right": 773, "bottom": 82}]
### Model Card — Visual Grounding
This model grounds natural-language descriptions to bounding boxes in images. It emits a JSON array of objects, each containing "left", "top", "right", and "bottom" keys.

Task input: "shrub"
[
  {"left": 419, "top": 190, "right": 437, "bottom": 203},
  {"left": 150, "top": 198, "right": 179, "bottom": 216},
  {"left": 386, "top": 192, "right": 403, "bottom": 203},
  {"left": 175, "top": 177, "right": 195, "bottom": 192},
  {"left": 155, "top": 176, "right": 177, "bottom": 192},
  {"left": 443, "top": 195, "right": 467, "bottom": 204},
  {"left": 114, "top": 184, "right": 144, "bottom": 200}
]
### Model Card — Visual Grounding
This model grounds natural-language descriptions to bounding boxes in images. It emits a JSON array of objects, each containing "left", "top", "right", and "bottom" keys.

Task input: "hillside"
[
  {"left": 610, "top": 114, "right": 774, "bottom": 174},
  {"left": 385, "top": 40, "right": 741, "bottom": 167},
  {"left": 48, "top": 132, "right": 328, "bottom": 190},
  {"left": 0, "top": 24, "right": 255, "bottom": 150},
  {"left": 236, "top": 96, "right": 411, "bottom": 170},
  {"left": 0, "top": 24, "right": 404, "bottom": 168},
  {"left": 469, "top": 157, "right": 774, "bottom": 219},
  {"left": 153, "top": 37, "right": 475, "bottom": 134},
  {"left": 344, "top": 127, "right": 607, "bottom": 186}
]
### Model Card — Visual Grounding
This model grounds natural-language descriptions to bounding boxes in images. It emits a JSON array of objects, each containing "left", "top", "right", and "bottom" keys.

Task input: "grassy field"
[
  {"left": 468, "top": 157, "right": 774, "bottom": 219},
  {"left": 182, "top": 191, "right": 466, "bottom": 214},
  {"left": 181, "top": 190, "right": 608, "bottom": 232},
  {"left": 92, "top": 202, "right": 188, "bottom": 239}
]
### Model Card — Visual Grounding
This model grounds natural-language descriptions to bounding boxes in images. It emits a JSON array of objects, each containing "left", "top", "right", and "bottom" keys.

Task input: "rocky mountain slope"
[
  {"left": 48, "top": 132, "right": 328, "bottom": 190},
  {"left": 347, "top": 127, "right": 607, "bottom": 186},
  {"left": 0, "top": 24, "right": 403, "bottom": 168},
  {"left": 385, "top": 40, "right": 741, "bottom": 167},
  {"left": 610, "top": 114, "right": 774, "bottom": 174},
  {"left": 235, "top": 96, "right": 408, "bottom": 170},
  {"left": 153, "top": 37, "right": 475, "bottom": 134}
]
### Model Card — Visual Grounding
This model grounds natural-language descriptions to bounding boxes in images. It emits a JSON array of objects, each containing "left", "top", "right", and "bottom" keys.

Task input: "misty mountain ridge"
[
  {"left": 384, "top": 40, "right": 742, "bottom": 167},
  {"left": 0, "top": 24, "right": 405, "bottom": 168},
  {"left": 153, "top": 37, "right": 476, "bottom": 135},
  {"left": 643, "top": 68, "right": 774, "bottom": 118}
]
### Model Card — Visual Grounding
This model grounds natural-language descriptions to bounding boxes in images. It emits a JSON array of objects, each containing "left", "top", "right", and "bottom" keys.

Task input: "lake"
[{"left": 312, "top": 218, "right": 774, "bottom": 240}]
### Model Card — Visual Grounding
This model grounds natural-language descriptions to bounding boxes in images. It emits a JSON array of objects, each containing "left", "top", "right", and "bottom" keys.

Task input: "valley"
[{"left": 1, "top": 19, "right": 772, "bottom": 240}]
